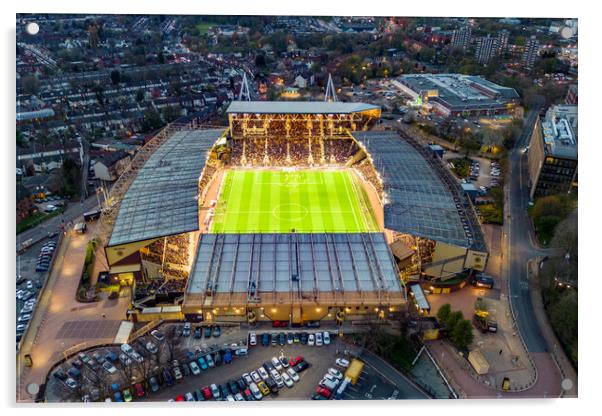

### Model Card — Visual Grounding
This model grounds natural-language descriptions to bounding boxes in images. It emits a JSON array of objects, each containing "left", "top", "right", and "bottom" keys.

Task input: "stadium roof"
[
  {"left": 108, "top": 129, "right": 222, "bottom": 247},
  {"left": 226, "top": 101, "right": 380, "bottom": 115},
  {"left": 187, "top": 232, "right": 404, "bottom": 303},
  {"left": 353, "top": 131, "right": 472, "bottom": 248}
]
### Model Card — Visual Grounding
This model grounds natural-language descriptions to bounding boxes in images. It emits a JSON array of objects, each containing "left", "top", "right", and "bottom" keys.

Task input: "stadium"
[{"left": 99, "top": 89, "right": 488, "bottom": 325}]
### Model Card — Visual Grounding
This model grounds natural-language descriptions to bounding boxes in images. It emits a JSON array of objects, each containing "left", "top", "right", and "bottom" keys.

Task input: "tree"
[
  {"left": 437, "top": 303, "right": 452, "bottom": 323},
  {"left": 450, "top": 319, "right": 474, "bottom": 351},
  {"left": 141, "top": 108, "right": 164, "bottom": 132},
  {"left": 161, "top": 105, "right": 181, "bottom": 123},
  {"left": 445, "top": 310, "right": 464, "bottom": 331},
  {"left": 135, "top": 89, "right": 145, "bottom": 103},
  {"left": 110, "top": 70, "right": 121, "bottom": 85},
  {"left": 22, "top": 75, "right": 40, "bottom": 95}
]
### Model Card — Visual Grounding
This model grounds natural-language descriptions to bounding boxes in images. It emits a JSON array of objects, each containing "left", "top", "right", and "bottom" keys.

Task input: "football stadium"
[{"left": 99, "top": 88, "right": 488, "bottom": 325}]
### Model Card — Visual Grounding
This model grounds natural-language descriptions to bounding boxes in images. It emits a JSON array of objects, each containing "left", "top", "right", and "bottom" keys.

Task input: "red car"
[
  {"left": 315, "top": 387, "right": 332, "bottom": 399},
  {"left": 175, "top": 395, "right": 185, "bottom": 401},
  {"left": 134, "top": 383, "right": 145, "bottom": 398},
  {"left": 289, "top": 355, "right": 304, "bottom": 366},
  {"left": 272, "top": 320, "right": 287, "bottom": 328},
  {"left": 201, "top": 386, "right": 213, "bottom": 400}
]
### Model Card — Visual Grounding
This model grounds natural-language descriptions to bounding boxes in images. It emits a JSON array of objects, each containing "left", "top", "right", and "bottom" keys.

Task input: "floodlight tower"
[
  {"left": 324, "top": 73, "right": 338, "bottom": 102},
  {"left": 238, "top": 73, "right": 251, "bottom": 101}
]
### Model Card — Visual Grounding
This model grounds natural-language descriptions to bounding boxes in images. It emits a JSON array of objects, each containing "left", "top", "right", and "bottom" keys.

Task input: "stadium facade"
[{"left": 102, "top": 99, "right": 488, "bottom": 324}]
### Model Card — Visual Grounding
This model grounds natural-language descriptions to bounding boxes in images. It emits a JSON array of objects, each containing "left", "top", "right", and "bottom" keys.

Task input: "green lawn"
[{"left": 210, "top": 170, "right": 379, "bottom": 233}]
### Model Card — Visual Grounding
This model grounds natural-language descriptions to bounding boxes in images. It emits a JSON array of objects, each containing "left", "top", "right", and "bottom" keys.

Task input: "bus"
[{"left": 83, "top": 209, "right": 102, "bottom": 222}]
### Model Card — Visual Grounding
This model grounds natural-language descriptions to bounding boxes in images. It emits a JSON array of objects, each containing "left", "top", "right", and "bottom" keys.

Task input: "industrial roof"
[
  {"left": 353, "top": 131, "right": 471, "bottom": 247},
  {"left": 187, "top": 232, "right": 403, "bottom": 297},
  {"left": 226, "top": 100, "right": 380, "bottom": 115},
  {"left": 108, "top": 129, "right": 222, "bottom": 247},
  {"left": 398, "top": 74, "right": 518, "bottom": 110}
]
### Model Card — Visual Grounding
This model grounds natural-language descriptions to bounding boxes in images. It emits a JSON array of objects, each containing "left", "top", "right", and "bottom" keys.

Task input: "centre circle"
[{"left": 272, "top": 203, "right": 308, "bottom": 221}]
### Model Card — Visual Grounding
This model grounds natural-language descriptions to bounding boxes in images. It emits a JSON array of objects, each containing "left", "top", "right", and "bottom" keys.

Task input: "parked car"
[
  {"left": 278, "top": 332, "right": 286, "bottom": 345},
  {"left": 134, "top": 383, "right": 145, "bottom": 398},
  {"left": 202, "top": 386, "right": 213, "bottom": 400},
  {"left": 212, "top": 325, "right": 221, "bottom": 338},
  {"left": 204, "top": 326, "right": 212, "bottom": 338},
  {"left": 286, "top": 367, "right": 300, "bottom": 382},
  {"left": 256, "top": 381, "right": 270, "bottom": 396},
  {"left": 300, "top": 332, "right": 308, "bottom": 344},
  {"left": 287, "top": 332, "right": 294, "bottom": 344},
  {"left": 250, "top": 371, "right": 261, "bottom": 383},
  {"left": 323, "top": 332, "right": 331, "bottom": 345},
  {"left": 260, "top": 333, "right": 270, "bottom": 346},
  {"left": 249, "top": 382, "right": 263, "bottom": 400},
  {"left": 289, "top": 356, "right": 304, "bottom": 366},
  {"left": 181, "top": 362, "right": 191, "bottom": 377},
  {"left": 185, "top": 392, "right": 195, "bottom": 402},
  {"left": 249, "top": 332, "right": 257, "bottom": 346},
  {"left": 197, "top": 356, "right": 208, "bottom": 370},
  {"left": 53, "top": 370, "right": 68, "bottom": 382},
  {"left": 328, "top": 368, "right": 343, "bottom": 380},
  {"left": 119, "top": 353, "right": 132, "bottom": 366},
  {"left": 150, "top": 330, "right": 164, "bottom": 342},
  {"left": 315, "top": 386, "right": 332, "bottom": 399},
  {"left": 189, "top": 360, "right": 201, "bottom": 375},
  {"left": 271, "top": 356, "right": 283, "bottom": 370},
  {"left": 293, "top": 361, "right": 310, "bottom": 373},
  {"left": 102, "top": 361, "right": 117, "bottom": 374},
  {"left": 281, "top": 371, "right": 294, "bottom": 388},
  {"left": 182, "top": 323, "right": 191, "bottom": 337},
  {"left": 210, "top": 383, "right": 220, "bottom": 399},
  {"left": 272, "top": 320, "right": 287, "bottom": 327},
  {"left": 205, "top": 354, "right": 215, "bottom": 368},
  {"left": 149, "top": 376, "right": 160, "bottom": 392},
  {"left": 162, "top": 368, "right": 174, "bottom": 386},
  {"left": 105, "top": 351, "right": 118, "bottom": 363},
  {"left": 194, "top": 327, "right": 202, "bottom": 338},
  {"left": 279, "top": 356, "right": 289, "bottom": 368},
  {"left": 315, "top": 332, "right": 323, "bottom": 346},
  {"left": 308, "top": 334, "right": 315, "bottom": 346},
  {"left": 146, "top": 341, "right": 158, "bottom": 354}
]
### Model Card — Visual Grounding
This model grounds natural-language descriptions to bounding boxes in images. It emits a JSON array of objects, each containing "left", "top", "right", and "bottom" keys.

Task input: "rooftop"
[
  {"left": 398, "top": 74, "right": 518, "bottom": 110},
  {"left": 541, "top": 104, "right": 578, "bottom": 160},
  {"left": 186, "top": 232, "right": 405, "bottom": 306},
  {"left": 354, "top": 131, "right": 474, "bottom": 248},
  {"left": 226, "top": 100, "right": 380, "bottom": 115},
  {"left": 108, "top": 129, "right": 222, "bottom": 247}
]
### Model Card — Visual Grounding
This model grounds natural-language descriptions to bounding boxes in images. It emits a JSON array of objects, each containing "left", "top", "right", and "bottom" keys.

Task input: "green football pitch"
[{"left": 210, "top": 170, "right": 379, "bottom": 233}]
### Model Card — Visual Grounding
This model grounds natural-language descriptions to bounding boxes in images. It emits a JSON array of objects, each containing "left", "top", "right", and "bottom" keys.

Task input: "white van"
[{"left": 120, "top": 343, "right": 133, "bottom": 355}]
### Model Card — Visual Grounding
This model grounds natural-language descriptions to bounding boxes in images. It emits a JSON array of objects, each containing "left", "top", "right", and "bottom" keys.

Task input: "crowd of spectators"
[
  {"left": 139, "top": 233, "right": 192, "bottom": 292},
  {"left": 227, "top": 137, "right": 361, "bottom": 167},
  {"left": 353, "top": 158, "right": 384, "bottom": 197}
]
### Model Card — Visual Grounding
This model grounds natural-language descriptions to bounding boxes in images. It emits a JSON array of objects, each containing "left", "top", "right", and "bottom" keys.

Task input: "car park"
[
  {"left": 105, "top": 351, "right": 118, "bottom": 362},
  {"left": 119, "top": 353, "right": 132, "bottom": 366},
  {"left": 67, "top": 367, "right": 82, "bottom": 379},
  {"left": 162, "top": 368, "right": 174, "bottom": 386},
  {"left": 92, "top": 352, "right": 105, "bottom": 364}
]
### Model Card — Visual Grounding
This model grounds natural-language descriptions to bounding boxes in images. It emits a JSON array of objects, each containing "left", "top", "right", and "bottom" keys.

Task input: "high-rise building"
[
  {"left": 496, "top": 29, "right": 509, "bottom": 55},
  {"left": 527, "top": 104, "right": 578, "bottom": 199},
  {"left": 522, "top": 35, "right": 540, "bottom": 69},
  {"left": 475, "top": 35, "right": 498, "bottom": 64},
  {"left": 450, "top": 26, "right": 472, "bottom": 51}
]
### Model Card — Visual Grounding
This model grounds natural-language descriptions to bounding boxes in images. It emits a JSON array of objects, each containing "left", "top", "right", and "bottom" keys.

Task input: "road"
[
  {"left": 17, "top": 192, "right": 102, "bottom": 249},
  {"left": 504, "top": 105, "right": 550, "bottom": 353}
]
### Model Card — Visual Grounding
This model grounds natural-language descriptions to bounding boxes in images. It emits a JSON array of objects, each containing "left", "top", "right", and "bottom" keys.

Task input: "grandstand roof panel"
[
  {"left": 187, "top": 232, "right": 404, "bottom": 297},
  {"left": 108, "top": 129, "right": 223, "bottom": 247},
  {"left": 353, "top": 131, "right": 470, "bottom": 247},
  {"left": 226, "top": 100, "right": 380, "bottom": 115}
]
